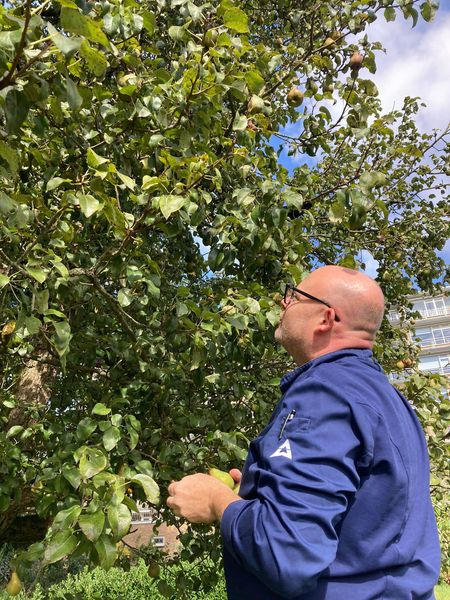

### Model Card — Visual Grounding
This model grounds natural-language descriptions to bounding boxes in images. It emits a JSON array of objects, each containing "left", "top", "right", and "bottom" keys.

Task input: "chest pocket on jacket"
[{"left": 278, "top": 414, "right": 311, "bottom": 440}]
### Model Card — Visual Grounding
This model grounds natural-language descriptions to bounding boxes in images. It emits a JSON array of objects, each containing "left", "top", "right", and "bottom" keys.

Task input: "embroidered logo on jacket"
[{"left": 270, "top": 439, "right": 292, "bottom": 459}]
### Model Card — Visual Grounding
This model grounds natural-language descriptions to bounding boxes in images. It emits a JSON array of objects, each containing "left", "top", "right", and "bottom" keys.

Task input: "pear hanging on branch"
[
  {"left": 5, "top": 571, "right": 22, "bottom": 597},
  {"left": 349, "top": 52, "right": 364, "bottom": 70},
  {"left": 287, "top": 87, "right": 304, "bottom": 107}
]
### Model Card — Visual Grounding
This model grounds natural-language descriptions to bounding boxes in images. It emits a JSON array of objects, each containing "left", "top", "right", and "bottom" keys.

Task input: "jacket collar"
[{"left": 280, "top": 348, "right": 379, "bottom": 393}]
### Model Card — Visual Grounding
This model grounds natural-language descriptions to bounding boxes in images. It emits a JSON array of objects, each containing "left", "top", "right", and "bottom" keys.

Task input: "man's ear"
[{"left": 316, "top": 308, "right": 335, "bottom": 333}]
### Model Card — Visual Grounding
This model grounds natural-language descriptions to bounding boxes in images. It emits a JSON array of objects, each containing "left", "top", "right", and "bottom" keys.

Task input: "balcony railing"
[
  {"left": 414, "top": 306, "right": 450, "bottom": 319},
  {"left": 417, "top": 335, "right": 450, "bottom": 348},
  {"left": 419, "top": 364, "right": 450, "bottom": 375}
]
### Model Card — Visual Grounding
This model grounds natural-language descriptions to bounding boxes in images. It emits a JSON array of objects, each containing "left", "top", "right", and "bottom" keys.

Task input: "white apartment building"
[{"left": 388, "top": 287, "right": 450, "bottom": 377}]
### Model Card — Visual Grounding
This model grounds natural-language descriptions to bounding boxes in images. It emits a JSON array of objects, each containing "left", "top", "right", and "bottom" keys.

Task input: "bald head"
[{"left": 302, "top": 266, "right": 385, "bottom": 340}]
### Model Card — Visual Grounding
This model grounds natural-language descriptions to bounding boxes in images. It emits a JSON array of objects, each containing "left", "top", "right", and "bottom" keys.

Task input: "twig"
[{"left": 0, "top": 0, "right": 33, "bottom": 90}]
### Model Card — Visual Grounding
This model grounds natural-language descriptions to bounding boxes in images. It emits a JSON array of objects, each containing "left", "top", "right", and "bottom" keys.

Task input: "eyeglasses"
[{"left": 283, "top": 283, "right": 340, "bottom": 322}]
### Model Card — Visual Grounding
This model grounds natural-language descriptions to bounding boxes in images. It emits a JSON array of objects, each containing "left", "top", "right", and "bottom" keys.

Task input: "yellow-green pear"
[
  {"left": 247, "top": 95, "right": 265, "bottom": 115},
  {"left": 208, "top": 468, "right": 234, "bottom": 489},
  {"left": 287, "top": 87, "right": 303, "bottom": 107},
  {"left": 5, "top": 571, "right": 22, "bottom": 596},
  {"left": 147, "top": 561, "right": 160, "bottom": 578},
  {"left": 233, "top": 483, "right": 240, "bottom": 495}
]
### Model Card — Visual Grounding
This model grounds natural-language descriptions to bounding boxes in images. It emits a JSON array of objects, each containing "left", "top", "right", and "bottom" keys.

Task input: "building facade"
[
  {"left": 388, "top": 287, "right": 450, "bottom": 377},
  {"left": 122, "top": 503, "right": 181, "bottom": 554}
]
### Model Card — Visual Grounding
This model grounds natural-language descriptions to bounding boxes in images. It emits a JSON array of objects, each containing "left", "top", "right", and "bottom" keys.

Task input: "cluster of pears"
[{"left": 209, "top": 468, "right": 240, "bottom": 494}]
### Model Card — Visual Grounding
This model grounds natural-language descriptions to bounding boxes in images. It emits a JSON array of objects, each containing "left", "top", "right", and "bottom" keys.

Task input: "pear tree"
[{"left": 0, "top": 0, "right": 448, "bottom": 591}]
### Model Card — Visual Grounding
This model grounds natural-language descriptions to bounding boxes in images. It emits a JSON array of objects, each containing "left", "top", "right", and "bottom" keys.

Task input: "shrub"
[{"left": 0, "top": 559, "right": 227, "bottom": 599}]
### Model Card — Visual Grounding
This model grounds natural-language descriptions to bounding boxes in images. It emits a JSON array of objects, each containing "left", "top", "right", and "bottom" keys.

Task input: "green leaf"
[
  {"left": 282, "top": 188, "right": 304, "bottom": 209},
  {"left": 17, "top": 542, "right": 45, "bottom": 564},
  {"left": 76, "top": 417, "right": 98, "bottom": 440},
  {"left": 80, "top": 40, "right": 109, "bottom": 77},
  {"left": 266, "top": 308, "right": 280, "bottom": 327},
  {"left": 168, "top": 25, "right": 186, "bottom": 41},
  {"left": 87, "top": 148, "right": 109, "bottom": 168},
  {"left": 408, "top": 7, "right": 419, "bottom": 27},
  {"left": 0, "top": 140, "right": 19, "bottom": 175},
  {"left": 47, "top": 22, "right": 82, "bottom": 57},
  {"left": 79, "top": 510, "right": 105, "bottom": 542},
  {"left": 44, "top": 531, "right": 78, "bottom": 564},
  {"left": 62, "top": 466, "right": 81, "bottom": 490},
  {"left": 79, "top": 447, "right": 108, "bottom": 479},
  {"left": 232, "top": 113, "right": 248, "bottom": 131},
  {"left": 142, "top": 11, "right": 156, "bottom": 34},
  {"left": 79, "top": 194, "right": 103, "bottom": 217},
  {"left": 116, "top": 171, "right": 136, "bottom": 190},
  {"left": 52, "top": 505, "right": 82, "bottom": 531},
  {"left": 103, "top": 426, "right": 121, "bottom": 451},
  {"left": 223, "top": 7, "right": 249, "bottom": 33},
  {"left": 117, "top": 288, "right": 132, "bottom": 307},
  {"left": 24, "top": 316, "right": 41, "bottom": 336},
  {"left": 126, "top": 414, "right": 141, "bottom": 432},
  {"left": 328, "top": 201, "right": 346, "bottom": 224},
  {"left": 61, "top": 7, "right": 109, "bottom": 47},
  {"left": 65, "top": 76, "right": 83, "bottom": 111},
  {"left": 107, "top": 504, "right": 131, "bottom": 539},
  {"left": 0, "top": 191, "right": 16, "bottom": 216},
  {"left": 158, "top": 195, "right": 185, "bottom": 219},
  {"left": 95, "top": 534, "right": 117, "bottom": 569},
  {"left": 131, "top": 474, "right": 160, "bottom": 504},
  {"left": 33, "top": 289, "right": 49, "bottom": 314},
  {"left": 26, "top": 266, "right": 48, "bottom": 284},
  {"left": 0, "top": 274, "right": 10, "bottom": 289},
  {"left": 384, "top": 7, "right": 396, "bottom": 21},
  {"left": 53, "top": 320, "right": 72, "bottom": 357},
  {"left": 127, "top": 426, "right": 139, "bottom": 450},
  {"left": 47, "top": 177, "right": 69, "bottom": 191},
  {"left": 421, "top": 1, "right": 439, "bottom": 22},
  {"left": 245, "top": 71, "right": 265, "bottom": 95},
  {"left": 6, "top": 425, "right": 23, "bottom": 438},
  {"left": 142, "top": 176, "right": 161, "bottom": 191},
  {"left": 5, "top": 89, "right": 30, "bottom": 134},
  {"left": 92, "top": 403, "right": 111, "bottom": 416}
]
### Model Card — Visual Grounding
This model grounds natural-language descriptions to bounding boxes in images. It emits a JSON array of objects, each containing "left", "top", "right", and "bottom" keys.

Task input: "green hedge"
[{"left": 0, "top": 559, "right": 226, "bottom": 600}]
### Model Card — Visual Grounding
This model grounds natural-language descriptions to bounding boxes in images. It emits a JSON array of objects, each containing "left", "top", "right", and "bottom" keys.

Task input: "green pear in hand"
[{"left": 208, "top": 468, "right": 234, "bottom": 489}]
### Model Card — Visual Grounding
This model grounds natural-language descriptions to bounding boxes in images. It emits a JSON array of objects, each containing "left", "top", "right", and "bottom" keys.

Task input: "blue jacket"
[{"left": 221, "top": 349, "right": 440, "bottom": 599}]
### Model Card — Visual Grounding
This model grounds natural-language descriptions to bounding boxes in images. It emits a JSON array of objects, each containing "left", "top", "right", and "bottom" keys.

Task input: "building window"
[
  {"left": 388, "top": 310, "right": 400, "bottom": 322},
  {"left": 153, "top": 536, "right": 165, "bottom": 548},
  {"left": 415, "top": 326, "right": 450, "bottom": 348},
  {"left": 131, "top": 510, "right": 153, "bottom": 524},
  {"left": 413, "top": 297, "right": 450, "bottom": 319},
  {"left": 419, "top": 354, "right": 450, "bottom": 375}
]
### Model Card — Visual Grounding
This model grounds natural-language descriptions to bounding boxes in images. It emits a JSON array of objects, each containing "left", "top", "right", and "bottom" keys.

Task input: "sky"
[{"left": 276, "top": 5, "right": 450, "bottom": 278}]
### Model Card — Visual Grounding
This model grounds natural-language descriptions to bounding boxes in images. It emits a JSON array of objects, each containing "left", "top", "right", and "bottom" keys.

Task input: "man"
[{"left": 167, "top": 266, "right": 441, "bottom": 599}]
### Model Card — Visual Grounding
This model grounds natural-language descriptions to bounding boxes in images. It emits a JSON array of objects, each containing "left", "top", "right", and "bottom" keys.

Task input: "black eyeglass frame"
[{"left": 283, "top": 284, "right": 341, "bottom": 322}]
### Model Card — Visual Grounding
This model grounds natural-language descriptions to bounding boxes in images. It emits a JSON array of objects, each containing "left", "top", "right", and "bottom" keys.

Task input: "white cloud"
[{"left": 364, "top": 9, "right": 450, "bottom": 132}]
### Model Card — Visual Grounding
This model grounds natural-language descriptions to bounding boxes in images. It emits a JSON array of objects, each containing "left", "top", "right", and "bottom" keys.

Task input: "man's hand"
[{"left": 167, "top": 472, "right": 241, "bottom": 524}]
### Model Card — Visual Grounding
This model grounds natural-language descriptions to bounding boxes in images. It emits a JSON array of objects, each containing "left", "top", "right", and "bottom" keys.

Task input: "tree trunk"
[{"left": 0, "top": 351, "right": 56, "bottom": 541}]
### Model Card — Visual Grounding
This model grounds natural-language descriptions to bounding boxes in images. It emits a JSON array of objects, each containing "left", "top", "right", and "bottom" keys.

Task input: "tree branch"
[{"left": 0, "top": 0, "right": 33, "bottom": 91}]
